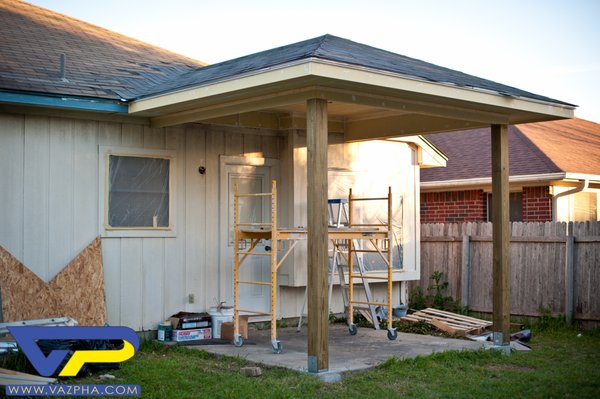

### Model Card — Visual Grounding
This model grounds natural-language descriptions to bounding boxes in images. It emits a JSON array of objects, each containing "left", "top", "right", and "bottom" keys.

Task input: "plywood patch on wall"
[{"left": 0, "top": 237, "right": 106, "bottom": 325}]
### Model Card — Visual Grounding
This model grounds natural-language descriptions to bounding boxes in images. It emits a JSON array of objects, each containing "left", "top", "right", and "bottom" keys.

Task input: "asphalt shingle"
[
  {"left": 0, "top": 0, "right": 205, "bottom": 100},
  {"left": 1, "top": 0, "right": 575, "bottom": 107},
  {"left": 421, "top": 119, "right": 600, "bottom": 182}
]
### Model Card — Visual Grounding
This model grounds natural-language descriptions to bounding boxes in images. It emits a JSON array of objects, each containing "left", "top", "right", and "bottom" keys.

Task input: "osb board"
[{"left": 0, "top": 237, "right": 106, "bottom": 326}]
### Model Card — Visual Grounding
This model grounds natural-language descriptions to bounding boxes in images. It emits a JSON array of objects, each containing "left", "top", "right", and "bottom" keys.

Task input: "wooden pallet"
[{"left": 400, "top": 308, "right": 492, "bottom": 336}]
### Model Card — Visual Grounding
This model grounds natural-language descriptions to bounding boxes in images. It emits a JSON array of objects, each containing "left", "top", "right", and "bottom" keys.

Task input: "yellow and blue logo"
[{"left": 8, "top": 326, "right": 139, "bottom": 377}]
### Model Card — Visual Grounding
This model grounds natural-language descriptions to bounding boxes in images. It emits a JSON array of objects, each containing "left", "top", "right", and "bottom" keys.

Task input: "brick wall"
[
  {"left": 420, "top": 186, "right": 553, "bottom": 223},
  {"left": 522, "top": 186, "right": 552, "bottom": 222},
  {"left": 420, "top": 190, "right": 487, "bottom": 223}
]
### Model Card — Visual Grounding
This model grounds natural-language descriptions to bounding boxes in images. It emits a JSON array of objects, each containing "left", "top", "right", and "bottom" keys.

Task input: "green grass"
[{"left": 11, "top": 323, "right": 600, "bottom": 398}]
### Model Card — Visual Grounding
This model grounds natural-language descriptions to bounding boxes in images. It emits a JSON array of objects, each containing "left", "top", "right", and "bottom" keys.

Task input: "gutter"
[
  {"left": 0, "top": 90, "right": 128, "bottom": 113},
  {"left": 421, "top": 173, "right": 567, "bottom": 190},
  {"left": 552, "top": 179, "right": 589, "bottom": 222}
]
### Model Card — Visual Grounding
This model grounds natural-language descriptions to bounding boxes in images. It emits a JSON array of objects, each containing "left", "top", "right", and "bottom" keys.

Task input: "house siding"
[
  {"left": 0, "top": 109, "right": 420, "bottom": 330},
  {"left": 0, "top": 111, "right": 283, "bottom": 330}
]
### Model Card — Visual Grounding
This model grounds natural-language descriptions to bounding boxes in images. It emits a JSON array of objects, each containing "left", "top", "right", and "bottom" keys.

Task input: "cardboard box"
[
  {"left": 220, "top": 316, "right": 248, "bottom": 341},
  {"left": 170, "top": 312, "right": 212, "bottom": 330},
  {"left": 171, "top": 328, "right": 212, "bottom": 342}
]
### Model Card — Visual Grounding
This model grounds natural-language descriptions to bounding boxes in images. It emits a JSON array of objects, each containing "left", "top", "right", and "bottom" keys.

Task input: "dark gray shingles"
[
  {"left": 1, "top": 2, "right": 575, "bottom": 108},
  {"left": 136, "top": 34, "right": 574, "bottom": 107}
]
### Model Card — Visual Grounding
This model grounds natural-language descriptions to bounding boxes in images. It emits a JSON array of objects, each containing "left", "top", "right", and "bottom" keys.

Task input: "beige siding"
[
  {"left": 0, "top": 112, "right": 283, "bottom": 330},
  {"left": 0, "top": 111, "right": 420, "bottom": 329}
]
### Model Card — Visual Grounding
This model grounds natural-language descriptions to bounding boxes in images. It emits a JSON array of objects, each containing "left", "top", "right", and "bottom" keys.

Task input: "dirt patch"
[{"left": 484, "top": 364, "right": 536, "bottom": 372}]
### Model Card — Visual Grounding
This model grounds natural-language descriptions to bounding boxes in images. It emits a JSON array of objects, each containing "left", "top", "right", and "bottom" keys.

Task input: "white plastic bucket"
[{"left": 208, "top": 307, "right": 234, "bottom": 339}]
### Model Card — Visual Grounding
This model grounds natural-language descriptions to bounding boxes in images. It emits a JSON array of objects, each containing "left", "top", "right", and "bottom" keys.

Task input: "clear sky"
[{"left": 28, "top": 0, "right": 600, "bottom": 122}]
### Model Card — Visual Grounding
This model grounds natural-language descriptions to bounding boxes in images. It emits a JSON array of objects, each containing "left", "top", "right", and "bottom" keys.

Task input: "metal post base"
[
  {"left": 487, "top": 331, "right": 512, "bottom": 355},
  {"left": 308, "top": 356, "right": 328, "bottom": 374}
]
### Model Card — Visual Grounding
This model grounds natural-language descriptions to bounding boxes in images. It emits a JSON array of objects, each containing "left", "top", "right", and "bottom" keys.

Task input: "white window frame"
[{"left": 99, "top": 146, "right": 177, "bottom": 238}]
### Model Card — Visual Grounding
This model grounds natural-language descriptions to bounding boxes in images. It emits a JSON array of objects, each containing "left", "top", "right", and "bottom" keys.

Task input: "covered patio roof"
[
  {"left": 129, "top": 35, "right": 574, "bottom": 138},
  {"left": 128, "top": 34, "right": 575, "bottom": 374}
]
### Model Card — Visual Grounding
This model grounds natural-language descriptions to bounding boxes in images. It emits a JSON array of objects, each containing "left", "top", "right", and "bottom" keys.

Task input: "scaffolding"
[{"left": 232, "top": 180, "right": 396, "bottom": 354}]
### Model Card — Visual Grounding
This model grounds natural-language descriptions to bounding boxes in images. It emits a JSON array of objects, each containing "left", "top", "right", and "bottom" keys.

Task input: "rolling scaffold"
[{"left": 232, "top": 180, "right": 397, "bottom": 354}]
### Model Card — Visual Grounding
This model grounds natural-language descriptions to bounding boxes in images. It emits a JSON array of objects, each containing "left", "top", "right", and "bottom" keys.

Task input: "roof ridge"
[{"left": 311, "top": 34, "right": 335, "bottom": 57}]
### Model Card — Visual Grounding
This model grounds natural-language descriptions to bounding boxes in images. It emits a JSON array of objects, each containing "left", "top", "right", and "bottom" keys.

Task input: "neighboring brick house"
[{"left": 421, "top": 118, "right": 600, "bottom": 223}]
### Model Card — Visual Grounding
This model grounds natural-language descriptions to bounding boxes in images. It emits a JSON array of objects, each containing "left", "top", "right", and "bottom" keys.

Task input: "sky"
[{"left": 28, "top": 0, "right": 600, "bottom": 122}]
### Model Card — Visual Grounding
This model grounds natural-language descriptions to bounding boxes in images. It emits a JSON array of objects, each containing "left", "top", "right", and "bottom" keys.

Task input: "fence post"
[
  {"left": 461, "top": 235, "right": 471, "bottom": 309},
  {"left": 565, "top": 222, "right": 574, "bottom": 324}
]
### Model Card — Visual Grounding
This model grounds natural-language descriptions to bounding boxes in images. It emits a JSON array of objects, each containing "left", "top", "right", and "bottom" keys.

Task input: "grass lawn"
[{"left": 70, "top": 323, "right": 600, "bottom": 399}]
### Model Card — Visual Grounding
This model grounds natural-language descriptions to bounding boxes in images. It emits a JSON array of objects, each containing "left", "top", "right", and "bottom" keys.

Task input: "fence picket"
[{"left": 417, "top": 221, "right": 600, "bottom": 323}]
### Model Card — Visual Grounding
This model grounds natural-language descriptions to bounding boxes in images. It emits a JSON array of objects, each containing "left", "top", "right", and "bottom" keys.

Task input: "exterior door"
[{"left": 220, "top": 162, "right": 272, "bottom": 314}]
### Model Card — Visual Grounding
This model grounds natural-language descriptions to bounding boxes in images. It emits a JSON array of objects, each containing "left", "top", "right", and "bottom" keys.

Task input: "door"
[{"left": 220, "top": 162, "right": 272, "bottom": 314}]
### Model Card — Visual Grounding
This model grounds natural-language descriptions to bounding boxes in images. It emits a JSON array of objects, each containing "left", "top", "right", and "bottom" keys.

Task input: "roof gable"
[{"left": 0, "top": 0, "right": 204, "bottom": 100}]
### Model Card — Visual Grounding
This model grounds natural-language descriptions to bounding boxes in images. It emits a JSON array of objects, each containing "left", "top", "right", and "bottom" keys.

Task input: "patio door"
[{"left": 219, "top": 157, "right": 276, "bottom": 315}]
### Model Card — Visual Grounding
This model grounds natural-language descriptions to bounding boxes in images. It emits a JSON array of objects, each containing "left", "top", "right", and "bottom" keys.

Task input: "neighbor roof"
[
  {"left": 0, "top": 0, "right": 205, "bottom": 100},
  {"left": 421, "top": 118, "right": 600, "bottom": 183},
  {"left": 137, "top": 34, "right": 574, "bottom": 106}
]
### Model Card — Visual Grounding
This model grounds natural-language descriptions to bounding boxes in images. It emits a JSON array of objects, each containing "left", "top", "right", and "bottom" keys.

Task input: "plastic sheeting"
[{"left": 108, "top": 155, "right": 170, "bottom": 228}]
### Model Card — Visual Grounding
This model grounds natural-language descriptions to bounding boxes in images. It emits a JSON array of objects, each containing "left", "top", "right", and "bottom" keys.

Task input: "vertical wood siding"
[{"left": 0, "top": 113, "right": 282, "bottom": 330}]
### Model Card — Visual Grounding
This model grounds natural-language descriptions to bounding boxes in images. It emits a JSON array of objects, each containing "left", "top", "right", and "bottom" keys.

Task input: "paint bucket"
[
  {"left": 209, "top": 306, "right": 234, "bottom": 339},
  {"left": 157, "top": 321, "right": 172, "bottom": 341}
]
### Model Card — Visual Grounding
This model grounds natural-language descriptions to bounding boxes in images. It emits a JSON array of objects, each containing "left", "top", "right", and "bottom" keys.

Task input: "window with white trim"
[
  {"left": 99, "top": 147, "right": 176, "bottom": 237},
  {"left": 108, "top": 155, "right": 170, "bottom": 228}
]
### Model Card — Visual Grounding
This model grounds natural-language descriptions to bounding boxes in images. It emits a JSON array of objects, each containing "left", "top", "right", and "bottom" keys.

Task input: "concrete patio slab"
[{"left": 192, "top": 324, "right": 485, "bottom": 374}]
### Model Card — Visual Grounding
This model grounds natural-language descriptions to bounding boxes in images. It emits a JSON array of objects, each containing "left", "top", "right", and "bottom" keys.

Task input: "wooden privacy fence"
[{"left": 417, "top": 222, "right": 600, "bottom": 322}]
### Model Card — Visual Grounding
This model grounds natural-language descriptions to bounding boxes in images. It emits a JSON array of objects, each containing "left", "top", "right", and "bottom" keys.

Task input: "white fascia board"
[
  {"left": 564, "top": 173, "right": 600, "bottom": 183},
  {"left": 128, "top": 61, "right": 313, "bottom": 114},
  {"left": 388, "top": 136, "right": 447, "bottom": 168},
  {"left": 130, "top": 58, "right": 575, "bottom": 120},
  {"left": 308, "top": 61, "right": 575, "bottom": 119},
  {"left": 421, "top": 173, "right": 567, "bottom": 190}
]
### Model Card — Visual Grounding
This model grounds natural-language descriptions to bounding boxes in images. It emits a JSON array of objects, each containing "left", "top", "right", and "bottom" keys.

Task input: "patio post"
[
  {"left": 306, "top": 98, "right": 329, "bottom": 372},
  {"left": 491, "top": 124, "right": 510, "bottom": 348}
]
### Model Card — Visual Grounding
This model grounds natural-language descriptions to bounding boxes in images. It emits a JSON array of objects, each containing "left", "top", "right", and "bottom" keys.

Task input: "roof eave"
[
  {"left": 421, "top": 173, "right": 568, "bottom": 190},
  {"left": 129, "top": 59, "right": 575, "bottom": 133}
]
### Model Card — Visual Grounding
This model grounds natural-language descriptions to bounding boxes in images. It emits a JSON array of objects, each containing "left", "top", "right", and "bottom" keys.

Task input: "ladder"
[{"left": 296, "top": 199, "right": 380, "bottom": 331}]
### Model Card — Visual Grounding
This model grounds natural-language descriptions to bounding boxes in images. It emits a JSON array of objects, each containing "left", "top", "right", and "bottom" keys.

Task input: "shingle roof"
[
  {"left": 0, "top": 1, "right": 575, "bottom": 108},
  {"left": 421, "top": 118, "right": 600, "bottom": 183},
  {"left": 0, "top": 0, "right": 205, "bottom": 100},
  {"left": 137, "top": 34, "right": 575, "bottom": 106}
]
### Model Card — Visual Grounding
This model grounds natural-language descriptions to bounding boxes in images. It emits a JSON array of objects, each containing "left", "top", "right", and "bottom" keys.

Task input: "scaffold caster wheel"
[
  {"left": 348, "top": 324, "right": 358, "bottom": 335},
  {"left": 233, "top": 334, "right": 244, "bottom": 347},
  {"left": 271, "top": 340, "right": 282, "bottom": 354},
  {"left": 387, "top": 328, "right": 398, "bottom": 341}
]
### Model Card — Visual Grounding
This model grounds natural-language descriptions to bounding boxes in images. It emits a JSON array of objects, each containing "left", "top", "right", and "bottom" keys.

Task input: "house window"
[
  {"left": 486, "top": 192, "right": 523, "bottom": 222},
  {"left": 573, "top": 191, "right": 597, "bottom": 221},
  {"left": 99, "top": 147, "right": 176, "bottom": 237},
  {"left": 108, "top": 155, "right": 170, "bottom": 228}
]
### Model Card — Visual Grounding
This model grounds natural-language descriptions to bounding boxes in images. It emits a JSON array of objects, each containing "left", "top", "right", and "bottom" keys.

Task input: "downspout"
[{"left": 552, "top": 179, "right": 589, "bottom": 221}]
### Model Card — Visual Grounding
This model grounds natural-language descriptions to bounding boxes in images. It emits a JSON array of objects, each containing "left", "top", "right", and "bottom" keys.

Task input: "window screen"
[{"left": 108, "top": 155, "right": 170, "bottom": 228}]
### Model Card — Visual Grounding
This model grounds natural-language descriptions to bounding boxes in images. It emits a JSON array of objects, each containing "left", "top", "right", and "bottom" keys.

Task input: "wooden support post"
[
  {"left": 306, "top": 98, "right": 329, "bottom": 373},
  {"left": 565, "top": 222, "right": 574, "bottom": 324},
  {"left": 461, "top": 235, "right": 471, "bottom": 309},
  {"left": 491, "top": 124, "right": 510, "bottom": 346}
]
